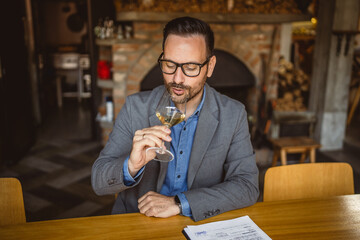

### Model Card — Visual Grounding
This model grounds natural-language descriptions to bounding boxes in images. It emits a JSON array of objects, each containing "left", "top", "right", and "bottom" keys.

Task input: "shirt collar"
[{"left": 193, "top": 86, "right": 206, "bottom": 116}]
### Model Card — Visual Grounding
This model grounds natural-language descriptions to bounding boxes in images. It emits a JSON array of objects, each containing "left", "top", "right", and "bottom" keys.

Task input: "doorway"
[{"left": 32, "top": 0, "right": 93, "bottom": 142}]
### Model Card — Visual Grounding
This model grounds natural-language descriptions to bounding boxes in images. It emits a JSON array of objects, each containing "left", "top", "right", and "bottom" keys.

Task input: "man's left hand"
[{"left": 138, "top": 191, "right": 180, "bottom": 218}]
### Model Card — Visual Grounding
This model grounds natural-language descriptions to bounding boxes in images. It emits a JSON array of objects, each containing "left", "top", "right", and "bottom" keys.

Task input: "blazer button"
[{"left": 107, "top": 178, "right": 116, "bottom": 185}]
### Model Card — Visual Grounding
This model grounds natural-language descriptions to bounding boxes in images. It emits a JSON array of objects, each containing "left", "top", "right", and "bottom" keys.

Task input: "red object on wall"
[{"left": 97, "top": 60, "right": 111, "bottom": 79}]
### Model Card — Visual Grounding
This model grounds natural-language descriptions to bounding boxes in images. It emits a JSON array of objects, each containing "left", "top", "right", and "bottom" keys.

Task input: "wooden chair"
[
  {"left": 271, "top": 137, "right": 321, "bottom": 166},
  {"left": 270, "top": 111, "right": 320, "bottom": 166},
  {"left": 0, "top": 178, "right": 26, "bottom": 226},
  {"left": 263, "top": 162, "right": 354, "bottom": 202}
]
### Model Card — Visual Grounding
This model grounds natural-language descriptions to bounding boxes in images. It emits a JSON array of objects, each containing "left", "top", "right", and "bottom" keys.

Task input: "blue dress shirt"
[{"left": 123, "top": 88, "right": 206, "bottom": 217}]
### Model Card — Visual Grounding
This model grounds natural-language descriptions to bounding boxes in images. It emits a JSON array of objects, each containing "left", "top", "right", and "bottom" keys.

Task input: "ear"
[{"left": 206, "top": 55, "right": 216, "bottom": 78}]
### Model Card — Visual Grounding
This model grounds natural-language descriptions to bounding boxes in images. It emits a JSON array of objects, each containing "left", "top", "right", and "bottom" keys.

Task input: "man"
[{"left": 91, "top": 17, "right": 259, "bottom": 222}]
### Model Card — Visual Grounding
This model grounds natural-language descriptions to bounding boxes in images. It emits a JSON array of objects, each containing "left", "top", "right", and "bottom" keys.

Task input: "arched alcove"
[
  {"left": 140, "top": 64, "right": 162, "bottom": 91},
  {"left": 208, "top": 49, "right": 255, "bottom": 87}
]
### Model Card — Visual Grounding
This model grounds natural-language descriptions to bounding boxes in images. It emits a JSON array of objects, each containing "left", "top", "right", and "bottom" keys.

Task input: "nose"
[{"left": 172, "top": 66, "right": 185, "bottom": 84}]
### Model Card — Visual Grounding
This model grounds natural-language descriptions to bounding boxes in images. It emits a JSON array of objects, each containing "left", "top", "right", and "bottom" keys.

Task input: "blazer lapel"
[{"left": 187, "top": 85, "right": 219, "bottom": 189}]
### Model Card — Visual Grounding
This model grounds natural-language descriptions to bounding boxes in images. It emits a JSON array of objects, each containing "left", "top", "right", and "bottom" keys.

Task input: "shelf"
[
  {"left": 116, "top": 12, "right": 311, "bottom": 24},
  {"left": 97, "top": 79, "right": 124, "bottom": 89},
  {"left": 99, "top": 120, "right": 114, "bottom": 129},
  {"left": 62, "top": 92, "right": 91, "bottom": 98},
  {"left": 95, "top": 38, "right": 151, "bottom": 46},
  {"left": 292, "top": 35, "right": 315, "bottom": 41},
  {"left": 97, "top": 79, "right": 115, "bottom": 89}
]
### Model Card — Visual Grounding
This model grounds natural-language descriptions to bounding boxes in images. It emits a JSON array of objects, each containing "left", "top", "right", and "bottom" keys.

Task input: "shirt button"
[
  {"left": 177, "top": 175, "right": 181, "bottom": 178},
  {"left": 180, "top": 151, "right": 183, "bottom": 154}
]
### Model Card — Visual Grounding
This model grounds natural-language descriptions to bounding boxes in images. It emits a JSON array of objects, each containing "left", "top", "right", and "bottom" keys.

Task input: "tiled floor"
[{"left": 0, "top": 99, "right": 114, "bottom": 222}]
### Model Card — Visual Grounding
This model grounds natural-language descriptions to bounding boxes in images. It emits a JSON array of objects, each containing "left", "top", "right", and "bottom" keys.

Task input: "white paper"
[{"left": 183, "top": 215, "right": 271, "bottom": 240}]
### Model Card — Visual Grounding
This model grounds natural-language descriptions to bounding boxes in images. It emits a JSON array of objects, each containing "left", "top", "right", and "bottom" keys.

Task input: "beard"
[
  {"left": 164, "top": 73, "right": 207, "bottom": 104},
  {"left": 165, "top": 82, "right": 190, "bottom": 104}
]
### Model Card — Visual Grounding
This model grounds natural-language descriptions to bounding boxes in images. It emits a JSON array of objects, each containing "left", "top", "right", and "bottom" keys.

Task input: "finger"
[
  {"left": 133, "top": 132, "right": 172, "bottom": 142},
  {"left": 142, "top": 134, "right": 165, "bottom": 148},
  {"left": 139, "top": 196, "right": 177, "bottom": 218},
  {"left": 135, "top": 126, "right": 170, "bottom": 136},
  {"left": 144, "top": 130, "right": 171, "bottom": 142},
  {"left": 139, "top": 200, "right": 162, "bottom": 217},
  {"left": 149, "top": 125, "right": 171, "bottom": 133},
  {"left": 132, "top": 138, "right": 157, "bottom": 152},
  {"left": 134, "top": 134, "right": 171, "bottom": 145},
  {"left": 133, "top": 134, "right": 144, "bottom": 142},
  {"left": 135, "top": 127, "right": 171, "bottom": 141},
  {"left": 145, "top": 148, "right": 156, "bottom": 161},
  {"left": 133, "top": 137, "right": 168, "bottom": 157},
  {"left": 138, "top": 199, "right": 151, "bottom": 213},
  {"left": 138, "top": 197, "right": 155, "bottom": 215},
  {"left": 134, "top": 130, "right": 148, "bottom": 141},
  {"left": 139, "top": 203, "right": 158, "bottom": 217},
  {"left": 144, "top": 207, "right": 158, "bottom": 217},
  {"left": 138, "top": 191, "right": 155, "bottom": 203},
  {"left": 134, "top": 133, "right": 160, "bottom": 145}
]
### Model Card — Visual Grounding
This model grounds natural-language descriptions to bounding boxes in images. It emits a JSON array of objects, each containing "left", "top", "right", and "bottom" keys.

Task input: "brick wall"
[{"left": 98, "top": 22, "right": 282, "bottom": 144}]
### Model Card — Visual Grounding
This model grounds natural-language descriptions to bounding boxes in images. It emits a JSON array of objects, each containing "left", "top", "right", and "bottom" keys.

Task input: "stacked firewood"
[
  {"left": 114, "top": 0, "right": 302, "bottom": 14},
  {"left": 275, "top": 57, "right": 310, "bottom": 111},
  {"left": 232, "top": 0, "right": 301, "bottom": 14}
]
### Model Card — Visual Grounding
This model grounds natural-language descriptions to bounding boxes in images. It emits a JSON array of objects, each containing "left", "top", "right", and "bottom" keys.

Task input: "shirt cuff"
[
  {"left": 123, "top": 156, "right": 145, "bottom": 186},
  {"left": 177, "top": 193, "right": 192, "bottom": 217}
]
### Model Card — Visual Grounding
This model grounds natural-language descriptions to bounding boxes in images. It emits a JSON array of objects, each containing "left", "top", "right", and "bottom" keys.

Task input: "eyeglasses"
[{"left": 158, "top": 53, "right": 210, "bottom": 77}]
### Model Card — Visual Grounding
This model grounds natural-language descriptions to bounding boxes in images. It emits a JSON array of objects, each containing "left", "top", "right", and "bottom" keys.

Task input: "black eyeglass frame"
[{"left": 157, "top": 52, "right": 211, "bottom": 77}]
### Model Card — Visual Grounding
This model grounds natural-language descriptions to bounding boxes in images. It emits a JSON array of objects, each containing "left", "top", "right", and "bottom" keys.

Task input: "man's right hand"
[{"left": 128, "top": 126, "right": 171, "bottom": 177}]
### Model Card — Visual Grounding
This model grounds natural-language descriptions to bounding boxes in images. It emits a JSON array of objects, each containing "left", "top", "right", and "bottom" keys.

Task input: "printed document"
[{"left": 183, "top": 215, "right": 271, "bottom": 240}]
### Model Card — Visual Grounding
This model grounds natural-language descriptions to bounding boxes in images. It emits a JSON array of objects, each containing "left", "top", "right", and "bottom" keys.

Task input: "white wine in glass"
[
  {"left": 146, "top": 90, "right": 186, "bottom": 162},
  {"left": 156, "top": 107, "right": 185, "bottom": 128}
]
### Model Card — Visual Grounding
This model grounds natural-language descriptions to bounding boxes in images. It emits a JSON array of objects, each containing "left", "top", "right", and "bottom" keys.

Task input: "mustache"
[{"left": 167, "top": 82, "right": 190, "bottom": 90}]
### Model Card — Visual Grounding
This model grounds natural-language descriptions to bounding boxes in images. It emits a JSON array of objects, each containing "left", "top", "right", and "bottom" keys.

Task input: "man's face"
[{"left": 162, "top": 34, "right": 216, "bottom": 104}]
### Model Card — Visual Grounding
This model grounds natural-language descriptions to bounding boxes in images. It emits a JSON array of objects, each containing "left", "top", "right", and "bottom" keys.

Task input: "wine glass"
[{"left": 146, "top": 90, "right": 186, "bottom": 162}]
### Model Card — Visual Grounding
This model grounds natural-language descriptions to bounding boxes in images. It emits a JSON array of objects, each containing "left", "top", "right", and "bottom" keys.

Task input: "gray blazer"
[{"left": 91, "top": 84, "right": 259, "bottom": 221}]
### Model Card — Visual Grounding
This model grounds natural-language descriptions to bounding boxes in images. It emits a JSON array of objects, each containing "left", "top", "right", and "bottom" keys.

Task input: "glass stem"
[{"left": 159, "top": 124, "right": 171, "bottom": 153}]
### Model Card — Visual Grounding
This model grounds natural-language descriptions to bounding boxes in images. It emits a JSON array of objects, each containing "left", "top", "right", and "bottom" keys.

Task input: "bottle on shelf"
[
  {"left": 117, "top": 25, "right": 124, "bottom": 40},
  {"left": 106, "top": 20, "right": 114, "bottom": 39},
  {"left": 106, "top": 96, "right": 114, "bottom": 122},
  {"left": 94, "top": 18, "right": 103, "bottom": 38},
  {"left": 125, "top": 25, "right": 132, "bottom": 39}
]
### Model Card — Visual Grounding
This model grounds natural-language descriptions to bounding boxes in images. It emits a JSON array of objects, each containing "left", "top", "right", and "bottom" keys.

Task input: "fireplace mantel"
[{"left": 116, "top": 12, "right": 310, "bottom": 23}]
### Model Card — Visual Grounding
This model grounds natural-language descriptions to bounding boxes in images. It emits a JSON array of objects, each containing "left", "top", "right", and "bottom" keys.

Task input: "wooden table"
[
  {"left": 1, "top": 195, "right": 360, "bottom": 240},
  {"left": 271, "top": 137, "right": 321, "bottom": 166}
]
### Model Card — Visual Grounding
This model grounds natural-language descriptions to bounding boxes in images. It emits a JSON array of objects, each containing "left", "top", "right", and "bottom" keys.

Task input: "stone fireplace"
[
  {"left": 96, "top": 2, "right": 309, "bottom": 144},
  {"left": 97, "top": 21, "right": 283, "bottom": 143},
  {"left": 102, "top": 21, "right": 282, "bottom": 114}
]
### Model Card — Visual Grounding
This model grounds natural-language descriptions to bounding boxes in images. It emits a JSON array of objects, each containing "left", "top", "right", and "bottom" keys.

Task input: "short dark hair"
[{"left": 162, "top": 16, "right": 214, "bottom": 57}]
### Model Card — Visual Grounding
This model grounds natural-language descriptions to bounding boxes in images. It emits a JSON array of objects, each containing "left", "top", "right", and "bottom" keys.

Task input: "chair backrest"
[
  {"left": 0, "top": 178, "right": 26, "bottom": 226},
  {"left": 263, "top": 162, "right": 354, "bottom": 202}
]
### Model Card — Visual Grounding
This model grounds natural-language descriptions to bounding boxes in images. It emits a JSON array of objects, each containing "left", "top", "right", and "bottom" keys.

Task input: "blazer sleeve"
[
  {"left": 91, "top": 96, "right": 144, "bottom": 196},
  {"left": 184, "top": 107, "right": 259, "bottom": 221}
]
